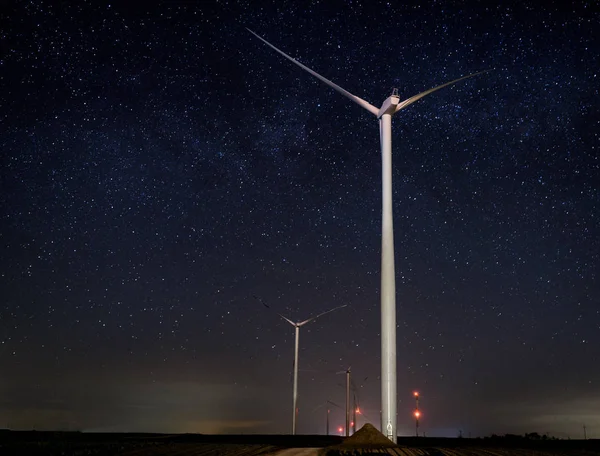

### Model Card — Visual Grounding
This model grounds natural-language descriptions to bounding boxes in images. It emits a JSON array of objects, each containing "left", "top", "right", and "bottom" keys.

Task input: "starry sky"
[{"left": 1, "top": 0, "right": 599, "bottom": 439}]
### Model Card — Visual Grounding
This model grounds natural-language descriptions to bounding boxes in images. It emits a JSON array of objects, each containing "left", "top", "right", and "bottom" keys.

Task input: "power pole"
[
  {"left": 352, "top": 393, "right": 357, "bottom": 434},
  {"left": 346, "top": 368, "right": 351, "bottom": 437},
  {"left": 414, "top": 391, "right": 420, "bottom": 437}
]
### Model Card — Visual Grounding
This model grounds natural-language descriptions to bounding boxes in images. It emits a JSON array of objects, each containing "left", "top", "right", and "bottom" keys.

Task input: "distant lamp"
[
  {"left": 413, "top": 391, "right": 420, "bottom": 437},
  {"left": 414, "top": 409, "right": 420, "bottom": 437}
]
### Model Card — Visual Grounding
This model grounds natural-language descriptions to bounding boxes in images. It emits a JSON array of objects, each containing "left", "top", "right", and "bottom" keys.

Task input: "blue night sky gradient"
[{"left": 1, "top": 0, "right": 598, "bottom": 438}]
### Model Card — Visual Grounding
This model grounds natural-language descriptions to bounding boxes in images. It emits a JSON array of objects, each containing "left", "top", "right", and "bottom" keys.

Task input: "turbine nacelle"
[{"left": 378, "top": 94, "right": 401, "bottom": 118}]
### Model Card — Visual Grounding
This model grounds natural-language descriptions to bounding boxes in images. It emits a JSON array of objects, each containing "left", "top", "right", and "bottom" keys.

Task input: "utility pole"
[
  {"left": 346, "top": 368, "right": 351, "bottom": 437},
  {"left": 583, "top": 424, "right": 587, "bottom": 440},
  {"left": 415, "top": 410, "right": 420, "bottom": 437},
  {"left": 352, "top": 393, "right": 357, "bottom": 434},
  {"left": 414, "top": 391, "right": 420, "bottom": 437}
]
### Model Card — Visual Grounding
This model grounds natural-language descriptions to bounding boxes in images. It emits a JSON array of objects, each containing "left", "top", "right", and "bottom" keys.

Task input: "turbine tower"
[
  {"left": 256, "top": 296, "right": 346, "bottom": 435},
  {"left": 312, "top": 400, "right": 342, "bottom": 436},
  {"left": 248, "top": 29, "right": 487, "bottom": 442}
]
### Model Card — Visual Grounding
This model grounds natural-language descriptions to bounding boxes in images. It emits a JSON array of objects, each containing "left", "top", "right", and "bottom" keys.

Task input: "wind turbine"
[
  {"left": 351, "top": 375, "right": 369, "bottom": 434},
  {"left": 335, "top": 366, "right": 352, "bottom": 437},
  {"left": 337, "top": 370, "right": 369, "bottom": 435},
  {"left": 312, "top": 400, "right": 343, "bottom": 436},
  {"left": 247, "top": 29, "right": 489, "bottom": 442},
  {"left": 255, "top": 296, "right": 346, "bottom": 435}
]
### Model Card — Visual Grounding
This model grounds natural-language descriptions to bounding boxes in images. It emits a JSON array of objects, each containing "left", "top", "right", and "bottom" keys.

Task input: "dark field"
[{"left": 0, "top": 430, "right": 598, "bottom": 455}]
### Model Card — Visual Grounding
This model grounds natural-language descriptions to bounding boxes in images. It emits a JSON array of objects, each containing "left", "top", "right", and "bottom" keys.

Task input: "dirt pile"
[
  {"left": 343, "top": 423, "right": 398, "bottom": 447},
  {"left": 320, "top": 423, "right": 398, "bottom": 454}
]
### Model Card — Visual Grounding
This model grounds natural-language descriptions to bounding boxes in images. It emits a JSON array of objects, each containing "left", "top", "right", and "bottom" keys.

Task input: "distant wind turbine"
[
  {"left": 335, "top": 366, "right": 352, "bottom": 437},
  {"left": 312, "top": 399, "right": 343, "bottom": 436},
  {"left": 247, "top": 29, "right": 489, "bottom": 442},
  {"left": 254, "top": 296, "right": 346, "bottom": 435},
  {"left": 351, "top": 375, "right": 369, "bottom": 434}
]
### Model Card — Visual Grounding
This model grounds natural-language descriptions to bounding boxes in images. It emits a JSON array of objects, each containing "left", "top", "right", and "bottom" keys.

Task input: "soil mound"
[
  {"left": 343, "top": 423, "right": 397, "bottom": 447},
  {"left": 322, "top": 423, "right": 398, "bottom": 454}
]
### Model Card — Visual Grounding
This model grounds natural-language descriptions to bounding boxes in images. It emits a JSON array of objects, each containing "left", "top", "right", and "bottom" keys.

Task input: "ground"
[{"left": 0, "top": 430, "right": 597, "bottom": 455}]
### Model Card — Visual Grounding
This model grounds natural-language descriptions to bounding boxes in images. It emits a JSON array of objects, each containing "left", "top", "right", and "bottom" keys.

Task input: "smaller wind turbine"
[
  {"left": 336, "top": 366, "right": 352, "bottom": 437},
  {"left": 254, "top": 296, "right": 347, "bottom": 435},
  {"left": 337, "top": 371, "right": 369, "bottom": 435},
  {"left": 351, "top": 376, "right": 369, "bottom": 434},
  {"left": 312, "top": 400, "right": 343, "bottom": 435}
]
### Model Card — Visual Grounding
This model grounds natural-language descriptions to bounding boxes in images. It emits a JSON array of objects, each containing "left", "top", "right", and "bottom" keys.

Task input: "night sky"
[{"left": 1, "top": 0, "right": 598, "bottom": 439}]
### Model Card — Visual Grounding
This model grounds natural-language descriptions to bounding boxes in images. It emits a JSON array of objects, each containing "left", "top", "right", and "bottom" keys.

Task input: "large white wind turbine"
[
  {"left": 255, "top": 296, "right": 346, "bottom": 435},
  {"left": 248, "top": 29, "right": 487, "bottom": 442}
]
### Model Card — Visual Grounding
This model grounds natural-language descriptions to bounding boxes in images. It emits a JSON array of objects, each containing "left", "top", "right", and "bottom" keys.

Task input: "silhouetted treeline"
[{"left": 485, "top": 432, "right": 559, "bottom": 441}]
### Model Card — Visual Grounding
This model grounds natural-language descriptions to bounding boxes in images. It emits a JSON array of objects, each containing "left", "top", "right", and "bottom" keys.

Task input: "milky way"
[{"left": 1, "top": 0, "right": 598, "bottom": 438}]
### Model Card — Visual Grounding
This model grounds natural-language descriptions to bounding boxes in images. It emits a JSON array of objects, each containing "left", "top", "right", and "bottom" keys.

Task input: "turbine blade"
[
  {"left": 247, "top": 29, "right": 379, "bottom": 116},
  {"left": 395, "top": 69, "right": 491, "bottom": 113},
  {"left": 297, "top": 316, "right": 316, "bottom": 326},
  {"left": 278, "top": 313, "right": 297, "bottom": 326},
  {"left": 327, "top": 400, "right": 343, "bottom": 409},
  {"left": 254, "top": 295, "right": 296, "bottom": 326},
  {"left": 253, "top": 295, "right": 271, "bottom": 310},
  {"left": 311, "top": 403, "right": 326, "bottom": 413},
  {"left": 297, "top": 304, "right": 347, "bottom": 326}
]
